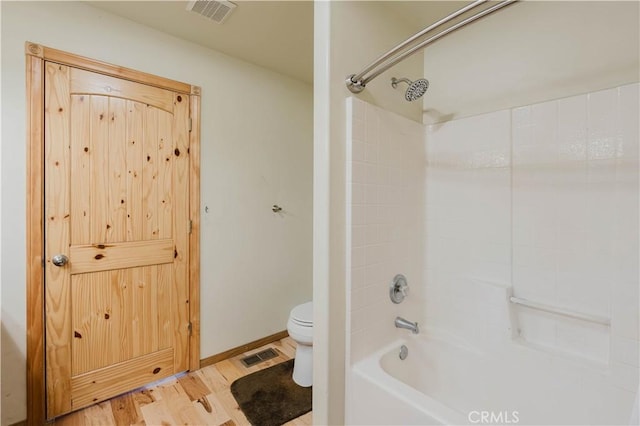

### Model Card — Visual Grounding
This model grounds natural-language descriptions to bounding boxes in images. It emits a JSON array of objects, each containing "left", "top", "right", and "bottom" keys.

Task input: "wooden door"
[{"left": 44, "top": 62, "right": 191, "bottom": 417}]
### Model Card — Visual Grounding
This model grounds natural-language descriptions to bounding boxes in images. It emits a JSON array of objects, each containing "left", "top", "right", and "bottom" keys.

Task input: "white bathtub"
[{"left": 348, "top": 331, "right": 634, "bottom": 425}]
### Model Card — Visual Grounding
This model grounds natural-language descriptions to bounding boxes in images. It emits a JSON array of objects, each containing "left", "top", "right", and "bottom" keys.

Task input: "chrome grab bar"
[{"left": 510, "top": 296, "right": 611, "bottom": 326}]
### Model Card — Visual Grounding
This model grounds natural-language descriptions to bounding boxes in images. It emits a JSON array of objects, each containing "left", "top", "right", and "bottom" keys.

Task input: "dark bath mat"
[{"left": 230, "top": 359, "right": 312, "bottom": 426}]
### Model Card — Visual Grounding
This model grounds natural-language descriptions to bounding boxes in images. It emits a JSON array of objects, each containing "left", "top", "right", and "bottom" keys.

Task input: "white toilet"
[{"left": 287, "top": 301, "right": 313, "bottom": 387}]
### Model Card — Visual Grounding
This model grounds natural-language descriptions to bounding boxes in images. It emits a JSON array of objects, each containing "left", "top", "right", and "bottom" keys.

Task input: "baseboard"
[
  {"left": 9, "top": 421, "right": 27, "bottom": 426},
  {"left": 200, "top": 330, "right": 289, "bottom": 368}
]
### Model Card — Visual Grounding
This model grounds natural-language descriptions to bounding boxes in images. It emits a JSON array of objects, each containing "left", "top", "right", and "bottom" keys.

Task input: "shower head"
[{"left": 391, "top": 77, "right": 429, "bottom": 101}]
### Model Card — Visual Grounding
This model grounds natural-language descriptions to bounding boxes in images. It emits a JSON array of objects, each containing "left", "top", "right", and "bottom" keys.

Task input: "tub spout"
[{"left": 395, "top": 316, "right": 419, "bottom": 334}]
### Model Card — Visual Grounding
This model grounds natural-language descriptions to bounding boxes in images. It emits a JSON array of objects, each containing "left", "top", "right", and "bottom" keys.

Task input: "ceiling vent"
[{"left": 186, "top": 0, "right": 237, "bottom": 24}]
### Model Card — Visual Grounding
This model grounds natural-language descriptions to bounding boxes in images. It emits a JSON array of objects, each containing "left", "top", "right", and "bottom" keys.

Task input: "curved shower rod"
[{"left": 346, "top": 0, "right": 518, "bottom": 94}]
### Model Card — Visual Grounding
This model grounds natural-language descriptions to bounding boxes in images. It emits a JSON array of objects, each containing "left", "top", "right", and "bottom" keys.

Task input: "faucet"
[{"left": 395, "top": 316, "right": 419, "bottom": 334}]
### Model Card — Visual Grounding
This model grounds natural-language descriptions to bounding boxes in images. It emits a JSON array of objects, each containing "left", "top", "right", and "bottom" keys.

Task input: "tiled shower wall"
[
  {"left": 347, "top": 83, "right": 638, "bottom": 398},
  {"left": 426, "top": 83, "right": 638, "bottom": 390},
  {"left": 346, "top": 97, "right": 425, "bottom": 363},
  {"left": 510, "top": 87, "right": 638, "bottom": 367},
  {"left": 425, "top": 109, "right": 513, "bottom": 350}
]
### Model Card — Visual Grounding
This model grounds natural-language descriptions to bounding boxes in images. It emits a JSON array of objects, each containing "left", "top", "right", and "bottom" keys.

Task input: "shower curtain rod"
[{"left": 346, "top": 0, "right": 518, "bottom": 94}]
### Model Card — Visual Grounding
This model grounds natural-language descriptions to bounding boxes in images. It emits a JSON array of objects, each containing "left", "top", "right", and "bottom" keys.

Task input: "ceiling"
[
  {"left": 88, "top": 1, "right": 315, "bottom": 84},
  {"left": 87, "top": 1, "right": 468, "bottom": 86}
]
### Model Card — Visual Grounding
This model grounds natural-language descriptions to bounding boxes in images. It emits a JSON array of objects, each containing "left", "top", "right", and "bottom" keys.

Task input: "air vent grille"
[
  {"left": 240, "top": 348, "right": 279, "bottom": 367},
  {"left": 186, "top": 0, "right": 236, "bottom": 24}
]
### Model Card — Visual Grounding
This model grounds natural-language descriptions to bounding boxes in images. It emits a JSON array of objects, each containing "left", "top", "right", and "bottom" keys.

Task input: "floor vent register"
[{"left": 240, "top": 348, "right": 279, "bottom": 367}]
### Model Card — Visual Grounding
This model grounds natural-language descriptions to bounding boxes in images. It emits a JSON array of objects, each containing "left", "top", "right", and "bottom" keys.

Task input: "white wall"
[
  {"left": 422, "top": 1, "right": 640, "bottom": 123},
  {"left": 314, "top": 2, "right": 423, "bottom": 423},
  {"left": 425, "top": 109, "right": 512, "bottom": 349},
  {"left": 346, "top": 97, "right": 426, "bottom": 366},
  {"left": 425, "top": 82, "right": 639, "bottom": 423},
  {"left": 510, "top": 88, "right": 639, "bottom": 364},
  {"left": 1, "top": 1, "right": 312, "bottom": 423}
]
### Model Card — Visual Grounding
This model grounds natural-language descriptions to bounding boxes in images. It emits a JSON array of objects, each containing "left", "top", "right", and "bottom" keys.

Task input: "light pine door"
[{"left": 44, "top": 62, "right": 191, "bottom": 418}]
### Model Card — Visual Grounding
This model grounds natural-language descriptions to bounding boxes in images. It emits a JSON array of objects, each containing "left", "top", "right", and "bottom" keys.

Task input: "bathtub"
[{"left": 348, "top": 330, "right": 634, "bottom": 425}]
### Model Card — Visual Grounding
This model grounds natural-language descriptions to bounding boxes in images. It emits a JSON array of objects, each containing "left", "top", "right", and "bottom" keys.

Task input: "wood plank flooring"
[{"left": 53, "top": 337, "right": 312, "bottom": 425}]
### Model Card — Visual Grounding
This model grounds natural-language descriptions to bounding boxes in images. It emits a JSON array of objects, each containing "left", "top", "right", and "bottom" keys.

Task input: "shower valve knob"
[{"left": 390, "top": 274, "right": 409, "bottom": 304}]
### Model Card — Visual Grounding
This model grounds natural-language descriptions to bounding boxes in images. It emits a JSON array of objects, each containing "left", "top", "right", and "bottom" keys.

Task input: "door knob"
[{"left": 52, "top": 254, "right": 69, "bottom": 267}]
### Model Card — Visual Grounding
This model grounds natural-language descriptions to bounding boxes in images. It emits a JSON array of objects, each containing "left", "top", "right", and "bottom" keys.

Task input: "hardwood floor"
[{"left": 53, "top": 337, "right": 312, "bottom": 425}]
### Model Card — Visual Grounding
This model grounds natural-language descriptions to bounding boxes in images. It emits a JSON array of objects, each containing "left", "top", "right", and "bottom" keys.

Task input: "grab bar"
[{"left": 509, "top": 296, "right": 611, "bottom": 326}]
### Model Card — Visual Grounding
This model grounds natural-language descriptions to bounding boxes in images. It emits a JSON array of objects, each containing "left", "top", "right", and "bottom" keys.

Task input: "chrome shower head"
[{"left": 391, "top": 77, "right": 429, "bottom": 101}]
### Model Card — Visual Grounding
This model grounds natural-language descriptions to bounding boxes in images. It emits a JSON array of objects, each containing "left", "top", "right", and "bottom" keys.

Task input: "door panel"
[
  {"left": 69, "top": 94, "right": 90, "bottom": 244},
  {"left": 45, "top": 62, "right": 191, "bottom": 417},
  {"left": 69, "top": 347, "right": 175, "bottom": 410},
  {"left": 69, "top": 239, "right": 174, "bottom": 274},
  {"left": 70, "top": 265, "right": 169, "bottom": 375},
  {"left": 70, "top": 67, "right": 175, "bottom": 112},
  {"left": 126, "top": 100, "right": 144, "bottom": 242}
]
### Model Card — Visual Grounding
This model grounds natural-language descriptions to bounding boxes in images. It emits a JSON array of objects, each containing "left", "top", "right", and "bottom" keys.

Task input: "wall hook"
[{"left": 272, "top": 205, "right": 283, "bottom": 213}]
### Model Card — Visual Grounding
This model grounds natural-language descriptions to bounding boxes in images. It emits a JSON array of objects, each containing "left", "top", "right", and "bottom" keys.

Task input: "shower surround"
[{"left": 346, "top": 83, "right": 639, "bottom": 424}]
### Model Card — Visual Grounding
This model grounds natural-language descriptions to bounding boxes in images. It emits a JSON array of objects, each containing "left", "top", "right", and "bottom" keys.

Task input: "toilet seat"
[
  {"left": 287, "top": 301, "right": 313, "bottom": 387},
  {"left": 290, "top": 301, "right": 313, "bottom": 326}
]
